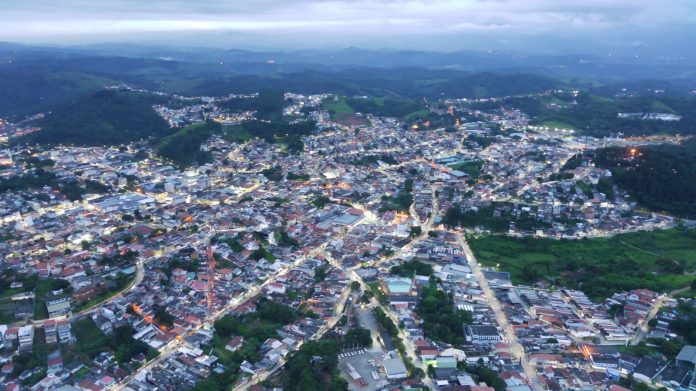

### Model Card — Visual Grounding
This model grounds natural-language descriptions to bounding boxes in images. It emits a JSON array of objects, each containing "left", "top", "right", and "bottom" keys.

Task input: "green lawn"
[
  {"left": 34, "top": 280, "right": 54, "bottom": 320},
  {"left": 73, "top": 367, "right": 92, "bottom": 378},
  {"left": 540, "top": 120, "right": 575, "bottom": 130},
  {"left": 449, "top": 160, "right": 483, "bottom": 179},
  {"left": 0, "top": 287, "right": 26, "bottom": 300},
  {"left": 222, "top": 125, "right": 254, "bottom": 143},
  {"left": 468, "top": 227, "right": 696, "bottom": 300},
  {"left": 322, "top": 97, "right": 354, "bottom": 116}
]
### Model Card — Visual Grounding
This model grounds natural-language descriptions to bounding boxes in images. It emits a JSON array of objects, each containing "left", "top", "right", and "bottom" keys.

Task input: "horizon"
[{"left": 2, "top": 0, "right": 695, "bottom": 55}]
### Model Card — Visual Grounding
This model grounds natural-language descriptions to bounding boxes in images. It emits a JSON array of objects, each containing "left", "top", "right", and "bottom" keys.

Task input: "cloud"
[{"left": 1, "top": 0, "right": 693, "bottom": 48}]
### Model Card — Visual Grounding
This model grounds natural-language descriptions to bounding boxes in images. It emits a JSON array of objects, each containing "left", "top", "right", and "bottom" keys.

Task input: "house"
[
  {"left": 47, "top": 350, "right": 63, "bottom": 374},
  {"left": 0, "top": 325, "right": 6, "bottom": 349},
  {"left": 434, "top": 367, "right": 459, "bottom": 386},
  {"left": 225, "top": 336, "right": 244, "bottom": 352},
  {"left": 661, "top": 365, "right": 692, "bottom": 390},
  {"left": 93, "top": 314, "right": 114, "bottom": 335},
  {"left": 633, "top": 357, "right": 660, "bottom": 383}
]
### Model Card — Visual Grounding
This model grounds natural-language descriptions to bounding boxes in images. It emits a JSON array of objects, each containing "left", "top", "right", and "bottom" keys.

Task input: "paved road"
[
  {"left": 235, "top": 275, "right": 354, "bottom": 391},
  {"left": 457, "top": 232, "right": 543, "bottom": 391},
  {"left": 114, "top": 243, "right": 328, "bottom": 391}
]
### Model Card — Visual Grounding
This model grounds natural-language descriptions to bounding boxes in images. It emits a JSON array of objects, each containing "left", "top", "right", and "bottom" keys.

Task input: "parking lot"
[{"left": 339, "top": 304, "right": 392, "bottom": 390}]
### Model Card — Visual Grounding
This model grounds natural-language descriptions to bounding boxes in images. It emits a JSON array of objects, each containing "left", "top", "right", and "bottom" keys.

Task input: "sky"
[{"left": 1, "top": 0, "right": 694, "bottom": 53}]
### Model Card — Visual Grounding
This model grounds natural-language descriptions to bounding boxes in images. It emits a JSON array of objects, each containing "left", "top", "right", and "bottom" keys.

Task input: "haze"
[{"left": 2, "top": 0, "right": 695, "bottom": 55}]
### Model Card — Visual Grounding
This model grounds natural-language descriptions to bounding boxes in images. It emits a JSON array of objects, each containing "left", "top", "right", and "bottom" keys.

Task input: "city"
[{"left": 0, "top": 85, "right": 694, "bottom": 391}]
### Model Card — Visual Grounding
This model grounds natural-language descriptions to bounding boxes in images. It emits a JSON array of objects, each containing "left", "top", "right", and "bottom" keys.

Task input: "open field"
[
  {"left": 323, "top": 97, "right": 355, "bottom": 116},
  {"left": 468, "top": 228, "right": 696, "bottom": 300}
]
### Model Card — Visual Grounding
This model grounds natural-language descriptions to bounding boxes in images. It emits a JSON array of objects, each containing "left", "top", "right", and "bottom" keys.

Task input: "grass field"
[
  {"left": 449, "top": 160, "right": 483, "bottom": 179},
  {"left": 222, "top": 125, "right": 254, "bottom": 143},
  {"left": 540, "top": 120, "right": 575, "bottom": 130},
  {"left": 34, "top": 280, "right": 53, "bottom": 320},
  {"left": 468, "top": 227, "right": 696, "bottom": 300},
  {"left": 322, "top": 97, "right": 355, "bottom": 116}
]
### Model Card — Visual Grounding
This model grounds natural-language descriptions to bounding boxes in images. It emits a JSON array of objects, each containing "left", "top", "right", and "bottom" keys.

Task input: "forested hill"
[
  {"left": 593, "top": 138, "right": 696, "bottom": 219},
  {"left": 0, "top": 70, "right": 117, "bottom": 118},
  {"left": 181, "top": 69, "right": 559, "bottom": 100},
  {"left": 15, "top": 90, "right": 172, "bottom": 146}
]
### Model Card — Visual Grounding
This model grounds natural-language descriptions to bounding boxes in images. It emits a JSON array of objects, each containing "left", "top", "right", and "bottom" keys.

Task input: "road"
[
  {"left": 114, "top": 243, "right": 328, "bottom": 391},
  {"left": 457, "top": 232, "right": 543, "bottom": 391},
  {"left": 119, "top": 202, "right": 378, "bottom": 390},
  {"left": 234, "top": 257, "right": 355, "bottom": 391},
  {"left": 631, "top": 282, "right": 691, "bottom": 345}
]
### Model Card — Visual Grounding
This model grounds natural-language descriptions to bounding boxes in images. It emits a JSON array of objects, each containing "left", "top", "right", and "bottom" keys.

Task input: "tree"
[
  {"left": 350, "top": 281, "right": 361, "bottom": 291},
  {"left": 410, "top": 226, "right": 422, "bottom": 237},
  {"left": 154, "top": 307, "right": 174, "bottom": 328},
  {"left": 344, "top": 328, "right": 372, "bottom": 348},
  {"left": 314, "top": 266, "right": 327, "bottom": 282},
  {"left": 416, "top": 286, "right": 472, "bottom": 345}
]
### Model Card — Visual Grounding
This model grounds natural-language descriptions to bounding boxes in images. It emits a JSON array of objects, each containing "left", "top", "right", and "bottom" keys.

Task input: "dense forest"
[
  {"left": 592, "top": 139, "right": 696, "bottom": 218},
  {"left": 15, "top": 90, "right": 172, "bottom": 146},
  {"left": 186, "top": 69, "right": 559, "bottom": 100},
  {"left": 0, "top": 70, "right": 116, "bottom": 118},
  {"left": 469, "top": 92, "right": 696, "bottom": 137}
]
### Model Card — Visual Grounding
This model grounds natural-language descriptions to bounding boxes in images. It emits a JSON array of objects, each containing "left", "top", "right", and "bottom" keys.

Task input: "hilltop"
[{"left": 15, "top": 90, "right": 172, "bottom": 146}]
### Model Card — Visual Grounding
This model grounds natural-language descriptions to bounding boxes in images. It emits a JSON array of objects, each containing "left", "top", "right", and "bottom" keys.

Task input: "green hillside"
[
  {"left": 0, "top": 70, "right": 117, "bottom": 117},
  {"left": 16, "top": 90, "right": 172, "bottom": 146},
  {"left": 156, "top": 121, "right": 222, "bottom": 166},
  {"left": 592, "top": 139, "right": 696, "bottom": 218}
]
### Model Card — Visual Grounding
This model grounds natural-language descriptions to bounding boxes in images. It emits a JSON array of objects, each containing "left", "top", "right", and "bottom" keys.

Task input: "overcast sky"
[{"left": 2, "top": 0, "right": 693, "bottom": 53}]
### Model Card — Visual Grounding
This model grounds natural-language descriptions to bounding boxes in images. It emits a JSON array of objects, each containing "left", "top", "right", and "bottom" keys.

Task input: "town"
[{"left": 0, "top": 87, "right": 694, "bottom": 391}]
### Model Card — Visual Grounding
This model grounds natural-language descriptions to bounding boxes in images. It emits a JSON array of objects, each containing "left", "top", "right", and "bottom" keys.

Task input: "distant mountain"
[
  {"left": 0, "top": 69, "right": 118, "bottom": 118},
  {"left": 181, "top": 68, "right": 560, "bottom": 99},
  {"left": 15, "top": 90, "right": 172, "bottom": 146}
]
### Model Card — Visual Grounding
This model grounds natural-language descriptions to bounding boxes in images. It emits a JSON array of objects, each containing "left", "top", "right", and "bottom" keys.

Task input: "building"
[
  {"left": 383, "top": 277, "right": 414, "bottom": 296},
  {"left": 44, "top": 320, "right": 58, "bottom": 344},
  {"left": 46, "top": 296, "right": 72, "bottom": 319},
  {"left": 17, "top": 325, "right": 34, "bottom": 351},
  {"left": 226, "top": 336, "right": 244, "bottom": 352},
  {"left": 676, "top": 345, "right": 696, "bottom": 368},
  {"left": 57, "top": 320, "right": 73, "bottom": 343},
  {"left": 384, "top": 358, "right": 408, "bottom": 379},
  {"left": 464, "top": 325, "right": 502, "bottom": 344}
]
